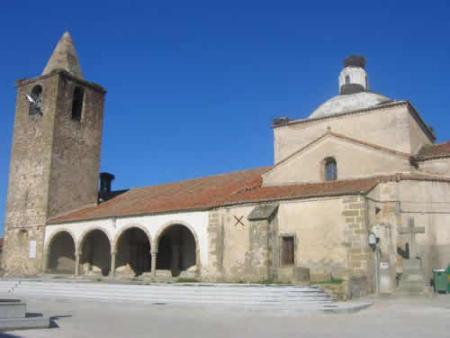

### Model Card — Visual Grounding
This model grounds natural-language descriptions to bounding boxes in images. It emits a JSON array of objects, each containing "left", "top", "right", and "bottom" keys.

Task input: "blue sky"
[{"left": 1, "top": 0, "right": 450, "bottom": 234}]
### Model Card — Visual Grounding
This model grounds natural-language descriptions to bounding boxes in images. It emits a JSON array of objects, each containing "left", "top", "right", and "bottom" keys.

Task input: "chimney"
[{"left": 99, "top": 172, "right": 115, "bottom": 194}]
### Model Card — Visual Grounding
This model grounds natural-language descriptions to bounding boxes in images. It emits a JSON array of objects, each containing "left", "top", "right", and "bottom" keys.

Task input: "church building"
[{"left": 2, "top": 33, "right": 450, "bottom": 298}]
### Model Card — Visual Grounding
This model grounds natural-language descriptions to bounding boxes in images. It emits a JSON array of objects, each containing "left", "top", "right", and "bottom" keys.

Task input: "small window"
[
  {"left": 324, "top": 157, "right": 337, "bottom": 181},
  {"left": 17, "top": 229, "right": 29, "bottom": 245},
  {"left": 281, "top": 236, "right": 295, "bottom": 266},
  {"left": 28, "top": 85, "right": 43, "bottom": 116},
  {"left": 345, "top": 75, "right": 350, "bottom": 84},
  {"left": 71, "top": 86, "right": 84, "bottom": 121}
]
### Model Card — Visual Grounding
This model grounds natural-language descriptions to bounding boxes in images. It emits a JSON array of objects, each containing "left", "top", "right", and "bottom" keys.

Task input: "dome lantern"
[{"left": 339, "top": 55, "right": 368, "bottom": 95}]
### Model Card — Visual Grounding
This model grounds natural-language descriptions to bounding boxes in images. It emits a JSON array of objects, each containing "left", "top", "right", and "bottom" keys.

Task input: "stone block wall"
[
  {"left": 204, "top": 210, "right": 224, "bottom": 280},
  {"left": 246, "top": 219, "right": 271, "bottom": 280},
  {"left": 205, "top": 205, "right": 277, "bottom": 283},
  {"left": 2, "top": 227, "right": 45, "bottom": 276},
  {"left": 3, "top": 70, "right": 105, "bottom": 276},
  {"left": 342, "top": 195, "right": 372, "bottom": 297},
  {"left": 2, "top": 74, "right": 59, "bottom": 275}
]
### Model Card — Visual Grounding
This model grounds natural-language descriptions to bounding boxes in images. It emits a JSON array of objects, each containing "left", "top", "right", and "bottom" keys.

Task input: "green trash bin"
[
  {"left": 447, "top": 265, "right": 450, "bottom": 293},
  {"left": 433, "top": 269, "right": 448, "bottom": 293}
]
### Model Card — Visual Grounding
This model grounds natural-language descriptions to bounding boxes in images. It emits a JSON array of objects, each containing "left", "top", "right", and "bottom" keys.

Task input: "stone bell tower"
[{"left": 2, "top": 32, "right": 106, "bottom": 276}]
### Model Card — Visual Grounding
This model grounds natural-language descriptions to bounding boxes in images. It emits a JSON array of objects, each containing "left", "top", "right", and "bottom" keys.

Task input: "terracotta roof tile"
[
  {"left": 48, "top": 167, "right": 269, "bottom": 223},
  {"left": 417, "top": 142, "right": 450, "bottom": 160},
  {"left": 48, "top": 169, "right": 450, "bottom": 224}
]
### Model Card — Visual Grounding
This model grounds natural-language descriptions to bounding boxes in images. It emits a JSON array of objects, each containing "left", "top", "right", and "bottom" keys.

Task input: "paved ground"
[{"left": 2, "top": 294, "right": 450, "bottom": 338}]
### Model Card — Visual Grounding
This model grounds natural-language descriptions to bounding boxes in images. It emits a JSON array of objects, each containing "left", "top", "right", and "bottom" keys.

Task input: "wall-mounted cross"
[
  {"left": 398, "top": 217, "right": 425, "bottom": 259},
  {"left": 233, "top": 215, "right": 245, "bottom": 227}
]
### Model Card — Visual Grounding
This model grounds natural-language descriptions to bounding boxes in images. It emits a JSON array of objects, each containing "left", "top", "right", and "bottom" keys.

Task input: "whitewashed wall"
[{"left": 44, "top": 211, "right": 209, "bottom": 266}]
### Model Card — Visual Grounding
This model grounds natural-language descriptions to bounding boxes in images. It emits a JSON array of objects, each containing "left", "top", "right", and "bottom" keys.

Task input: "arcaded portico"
[{"left": 44, "top": 212, "right": 208, "bottom": 280}]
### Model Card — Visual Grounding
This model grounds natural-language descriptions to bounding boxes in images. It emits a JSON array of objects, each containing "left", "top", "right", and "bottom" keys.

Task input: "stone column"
[
  {"left": 171, "top": 245, "right": 181, "bottom": 276},
  {"left": 151, "top": 250, "right": 158, "bottom": 277},
  {"left": 110, "top": 251, "right": 116, "bottom": 278},
  {"left": 74, "top": 251, "right": 81, "bottom": 276}
]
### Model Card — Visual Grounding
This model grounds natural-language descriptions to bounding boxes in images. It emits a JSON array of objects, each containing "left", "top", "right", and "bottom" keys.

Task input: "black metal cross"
[{"left": 233, "top": 215, "right": 245, "bottom": 227}]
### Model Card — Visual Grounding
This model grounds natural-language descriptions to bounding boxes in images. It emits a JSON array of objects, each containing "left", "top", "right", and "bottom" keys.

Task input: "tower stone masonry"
[{"left": 2, "top": 32, "right": 105, "bottom": 275}]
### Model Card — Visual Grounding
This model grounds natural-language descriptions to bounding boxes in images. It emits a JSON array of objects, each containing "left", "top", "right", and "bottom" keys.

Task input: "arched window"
[
  {"left": 28, "top": 85, "right": 43, "bottom": 116},
  {"left": 71, "top": 86, "right": 84, "bottom": 121},
  {"left": 345, "top": 75, "right": 350, "bottom": 85},
  {"left": 324, "top": 157, "right": 337, "bottom": 181}
]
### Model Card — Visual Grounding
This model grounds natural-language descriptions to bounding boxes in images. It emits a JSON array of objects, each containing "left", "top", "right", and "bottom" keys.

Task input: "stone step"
[
  {"left": 11, "top": 289, "right": 331, "bottom": 302},
  {"left": 10, "top": 289, "right": 333, "bottom": 304},
  {"left": 12, "top": 294, "right": 332, "bottom": 307},
  {"left": 0, "top": 280, "right": 335, "bottom": 309},
  {"left": 13, "top": 284, "right": 330, "bottom": 297},
  {"left": 403, "top": 274, "right": 425, "bottom": 282},
  {"left": 0, "top": 299, "right": 26, "bottom": 319},
  {"left": 1, "top": 280, "right": 327, "bottom": 290},
  {"left": 5, "top": 281, "right": 330, "bottom": 296},
  {"left": 13, "top": 280, "right": 321, "bottom": 290}
]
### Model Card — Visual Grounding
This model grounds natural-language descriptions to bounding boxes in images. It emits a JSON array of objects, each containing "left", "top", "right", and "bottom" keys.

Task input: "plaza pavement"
[{"left": 1, "top": 294, "right": 449, "bottom": 338}]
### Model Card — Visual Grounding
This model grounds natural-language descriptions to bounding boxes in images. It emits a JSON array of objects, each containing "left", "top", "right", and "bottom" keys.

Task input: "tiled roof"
[
  {"left": 48, "top": 168, "right": 378, "bottom": 224},
  {"left": 48, "top": 169, "right": 450, "bottom": 224},
  {"left": 417, "top": 142, "right": 450, "bottom": 160},
  {"left": 48, "top": 167, "right": 269, "bottom": 223}
]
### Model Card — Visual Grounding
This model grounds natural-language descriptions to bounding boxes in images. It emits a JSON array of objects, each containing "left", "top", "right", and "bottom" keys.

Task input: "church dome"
[
  {"left": 309, "top": 91, "right": 391, "bottom": 119},
  {"left": 308, "top": 55, "right": 392, "bottom": 119}
]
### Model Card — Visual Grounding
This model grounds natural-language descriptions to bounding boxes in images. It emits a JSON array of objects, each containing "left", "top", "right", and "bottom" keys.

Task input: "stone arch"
[
  {"left": 77, "top": 226, "right": 112, "bottom": 251},
  {"left": 114, "top": 225, "right": 152, "bottom": 277},
  {"left": 153, "top": 221, "right": 200, "bottom": 252},
  {"left": 154, "top": 222, "right": 200, "bottom": 277},
  {"left": 79, "top": 228, "right": 112, "bottom": 276},
  {"left": 112, "top": 224, "right": 152, "bottom": 253},
  {"left": 46, "top": 230, "right": 76, "bottom": 274},
  {"left": 45, "top": 228, "right": 78, "bottom": 255},
  {"left": 28, "top": 84, "right": 43, "bottom": 116}
]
